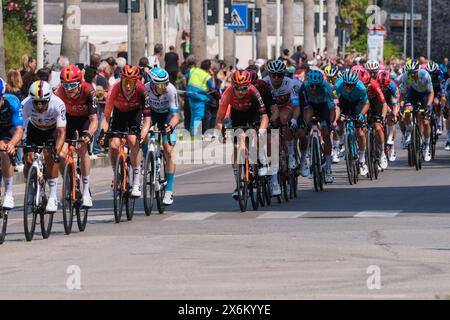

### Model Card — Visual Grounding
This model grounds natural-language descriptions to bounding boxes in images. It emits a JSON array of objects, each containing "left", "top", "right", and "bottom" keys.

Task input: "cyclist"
[
  {"left": 334, "top": 71, "right": 370, "bottom": 176},
  {"left": 425, "top": 60, "right": 446, "bottom": 135},
  {"left": 144, "top": 68, "right": 180, "bottom": 206},
  {"left": 0, "top": 78, "right": 24, "bottom": 210},
  {"left": 263, "top": 60, "right": 302, "bottom": 194},
  {"left": 56, "top": 65, "right": 98, "bottom": 208},
  {"left": 100, "top": 65, "right": 151, "bottom": 198},
  {"left": 377, "top": 71, "right": 400, "bottom": 162},
  {"left": 299, "top": 70, "right": 336, "bottom": 183},
  {"left": 22, "top": 80, "right": 67, "bottom": 213},
  {"left": 365, "top": 60, "right": 380, "bottom": 80},
  {"left": 216, "top": 70, "right": 269, "bottom": 199},
  {"left": 324, "top": 65, "right": 343, "bottom": 164},
  {"left": 398, "top": 59, "right": 434, "bottom": 162},
  {"left": 358, "top": 69, "right": 389, "bottom": 170}
]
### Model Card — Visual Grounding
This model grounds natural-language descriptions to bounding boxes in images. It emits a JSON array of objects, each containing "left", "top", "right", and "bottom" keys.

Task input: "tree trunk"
[
  {"left": 60, "top": 0, "right": 81, "bottom": 64},
  {"left": 282, "top": 0, "right": 294, "bottom": 54},
  {"left": 131, "top": 0, "right": 146, "bottom": 65},
  {"left": 154, "top": 0, "right": 162, "bottom": 46},
  {"left": 0, "top": 0, "right": 6, "bottom": 78},
  {"left": 189, "top": 0, "right": 206, "bottom": 62},
  {"left": 303, "top": 0, "right": 315, "bottom": 59},
  {"left": 255, "top": 0, "right": 268, "bottom": 59},
  {"left": 326, "top": 0, "right": 337, "bottom": 56}
]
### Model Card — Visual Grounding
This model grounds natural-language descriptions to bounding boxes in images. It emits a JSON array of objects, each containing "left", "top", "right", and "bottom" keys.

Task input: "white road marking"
[
  {"left": 87, "top": 215, "right": 115, "bottom": 222},
  {"left": 354, "top": 210, "right": 402, "bottom": 218},
  {"left": 257, "top": 211, "right": 308, "bottom": 219},
  {"left": 164, "top": 212, "right": 217, "bottom": 221}
]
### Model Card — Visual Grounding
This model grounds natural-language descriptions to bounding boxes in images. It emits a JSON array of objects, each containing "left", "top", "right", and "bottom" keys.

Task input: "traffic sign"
[
  {"left": 246, "top": 8, "right": 261, "bottom": 32},
  {"left": 225, "top": 4, "right": 248, "bottom": 30},
  {"left": 119, "top": 0, "right": 140, "bottom": 13}
]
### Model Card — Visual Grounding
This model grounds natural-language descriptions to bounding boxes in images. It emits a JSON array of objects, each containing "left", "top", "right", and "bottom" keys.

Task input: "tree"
[
  {"left": 303, "top": 0, "right": 315, "bottom": 58},
  {"left": 340, "top": 0, "right": 369, "bottom": 40},
  {"left": 0, "top": 0, "right": 6, "bottom": 78},
  {"left": 282, "top": 0, "right": 294, "bottom": 54},
  {"left": 255, "top": 0, "right": 267, "bottom": 59},
  {"left": 60, "top": 0, "right": 81, "bottom": 64},
  {"left": 131, "top": 0, "right": 145, "bottom": 65},
  {"left": 327, "top": 0, "right": 337, "bottom": 55},
  {"left": 189, "top": 0, "right": 206, "bottom": 62}
]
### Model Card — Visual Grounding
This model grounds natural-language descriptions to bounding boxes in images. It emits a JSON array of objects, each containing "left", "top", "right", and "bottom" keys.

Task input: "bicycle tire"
[
  {"left": 125, "top": 161, "right": 135, "bottom": 221},
  {"left": 23, "top": 167, "right": 38, "bottom": 242},
  {"left": 413, "top": 125, "right": 421, "bottom": 171},
  {"left": 312, "top": 137, "right": 321, "bottom": 192},
  {"left": 366, "top": 129, "right": 373, "bottom": 181},
  {"left": 62, "top": 164, "right": 74, "bottom": 235},
  {"left": 0, "top": 208, "right": 7, "bottom": 245},
  {"left": 416, "top": 126, "right": 422, "bottom": 170},
  {"left": 40, "top": 210, "right": 54, "bottom": 239},
  {"left": 113, "top": 156, "right": 125, "bottom": 223},
  {"left": 143, "top": 150, "right": 156, "bottom": 216},
  {"left": 156, "top": 152, "right": 167, "bottom": 214},
  {"left": 264, "top": 178, "right": 272, "bottom": 206},
  {"left": 257, "top": 175, "right": 265, "bottom": 207},
  {"left": 76, "top": 206, "right": 89, "bottom": 232},
  {"left": 249, "top": 165, "right": 259, "bottom": 211},
  {"left": 237, "top": 162, "right": 248, "bottom": 212},
  {"left": 344, "top": 134, "right": 354, "bottom": 185}
]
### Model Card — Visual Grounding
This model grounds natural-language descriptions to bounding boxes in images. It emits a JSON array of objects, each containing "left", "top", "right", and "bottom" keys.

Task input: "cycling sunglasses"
[
  {"left": 153, "top": 83, "right": 168, "bottom": 90},
  {"left": 344, "top": 83, "right": 356, "bottom": 89},
  {"left": 269, "top": 73, "right": 285, "bottom": 79},
  {"left": 62, "top": 82, "right": 80, "bottom": 90},
  {"left": 122, "top": 78, "right": 137, "bottom": 86},
  {"left": 233, "top": 85, "right": 249, "bottom": 92},
  {"left": 310, "top": 84, "right": 321, "bottom": 90}
]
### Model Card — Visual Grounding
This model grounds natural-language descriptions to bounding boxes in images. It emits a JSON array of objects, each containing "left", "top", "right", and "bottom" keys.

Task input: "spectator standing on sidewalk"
[
  {"left": 165, "top": 46, "right": 180, "bottom": 85},
  {"left": 148, "top": 43, "right": 163, "bottom": 69}
]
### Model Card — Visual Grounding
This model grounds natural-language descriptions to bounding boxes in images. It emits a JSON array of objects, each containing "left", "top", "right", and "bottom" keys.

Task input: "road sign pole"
[
  {"left": 252, "top": 7, "right": 256, "bottom": 60},
  {"left": 37, "top": 0, "right": 44, "bottom": 69},
  {"left": 276, "top": 0, "right": 280, "bottom": 58},
  {"left": 128, "top": 0, "right": 132, "bottom": 62},
  {"left": 219, "top": 0, "right": 224, "bottom": 60},
  {"left": 233, "top": 30, "right": 237, "bottom": 69}
]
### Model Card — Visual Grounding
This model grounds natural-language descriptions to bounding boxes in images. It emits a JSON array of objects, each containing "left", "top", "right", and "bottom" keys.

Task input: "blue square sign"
[{"left": 225, "top": 4, "right": 248, "bottom": 30}]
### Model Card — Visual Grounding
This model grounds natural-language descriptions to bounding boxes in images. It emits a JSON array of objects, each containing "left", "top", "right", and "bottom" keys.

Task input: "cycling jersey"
[
  {"left": 380, "top": 80, "right": 400, "bottom": 108},
  {"left": 429, "top": 71, "right": 445, "bottom": 94},
  {"left": 298, "top": 80, "right": 335, "bottom": 110},
  {"left": 55, "top": 82, "right": 98, "bottom": 117},
  {"left": 0, "top": 94, "right": 23, "bottom": 129},
  {"left": 217, "top": 85, "right": 266, "bottom": 123},
  {"left": 22, "top": 95, "right": 66, "bottom": 130},
  {"left": 253, "top": 79, "right": 274, "bottom": 118},
  {"left": 263, "top": 76, "right": 300, "bottom": 109},
  {"left": 144, "top": 82, "right": 178, "bottom": 115},
  {"left": 334, "top": 78, "right": 369, "bottom": 103},
  {"left": 367, "top": 79, "right": 386, "bottom": 104},
  {"left": 105, "top": 81, "right": 150, "bottom": 118},
  {"left": 398, "top": 69, "right": 433, "bottom": 94},
  {"left": 445, "top": 78, "right": 450, "bottom": 98}
]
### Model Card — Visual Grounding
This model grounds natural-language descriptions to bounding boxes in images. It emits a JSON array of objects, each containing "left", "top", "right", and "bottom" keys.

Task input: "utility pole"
[
  {"left": 403, "top": 12, "right": 408, "bottom": 59},
  {"left": 427, "top": 0, "right": 431, "bottom": 59},
  {"left": 275, "top": 0, "right": 281, "bottom": 58},
  {"left": 219, "top": 0, "right": 224, "bottom": 60},
  {"left": 411, "top": 0, "right": 414, "bottom": 59},
  {"left": 37, "top": 0, "right": 44, "bottom": 69},
  {"left": 161, "top": 0, "right": 165, "bottom": 49},
  {"left": 319, "top": 0, "right": 324, "bottom": 54},
  {"left": 146, "top": 0, "right": 154, "bottom": 57},
  {"left": 128, "top": 0, "right": 132, "bottom": 62}
]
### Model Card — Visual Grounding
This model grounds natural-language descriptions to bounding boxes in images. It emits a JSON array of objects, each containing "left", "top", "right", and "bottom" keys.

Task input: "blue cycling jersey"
[
  {"left": 381, "top": 80, "right": 400, "bottom": 107},
  {"left": 334, "top": 78, "right": 368, "bottom": 103},
  {"left": 299, "top": 80, "right": 335, "bottom": 110},
  {"left": 399, "top": 69, "right": 433, "bottom": 94},
  {"left": 0, "top": 93, "right": 23, "bottom": 129},
  {"left": 445, "top": 78, "right": 450, "bottom": 98}
]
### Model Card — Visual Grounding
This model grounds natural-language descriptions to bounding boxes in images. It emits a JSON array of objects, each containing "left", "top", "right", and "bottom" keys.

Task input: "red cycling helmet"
[
  {"left": 351, "top": 65, "right": 365, "bottom": 74},
  {"left": 60, "top": 65, "right": 82, "bottom": 83},
  {"left": 246, "top": 70, "right": 259, "bottom": 83},
  {"left": 120, "top": 65, "right": 141, "bottom": 80},
  {"left": 231, "top": 70, "right": 251, "bottom": 86},
  {"left": 358, "top": 69, "right": 371, "bottom": 85},
  {"left": 377, "top": 71, "right": 391, "bottom": 87}
]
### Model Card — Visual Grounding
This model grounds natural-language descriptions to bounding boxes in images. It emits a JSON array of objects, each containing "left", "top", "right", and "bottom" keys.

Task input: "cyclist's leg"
[
  {"left": 127, "top": 112, "right": 143, "bottom": 191},
  {"left": 108, "top": 110, "right": 127, "bottom": 173},
  {"left": 77, "top": 117, "right": 92, "bottom": 201},
  {"left": 0, "top": 131, "right": 14, "bottom": 208},
  {"left": 43, "top": 130, "right": 59, "bottom": 211},
  {"left": 297, "top": 107, "right": 310, "bottom": 176}
]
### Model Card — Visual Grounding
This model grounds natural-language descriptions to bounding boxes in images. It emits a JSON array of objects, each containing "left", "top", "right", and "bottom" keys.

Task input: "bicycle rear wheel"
[
  {"left": 0, "top": 208, "right": 7, "bottom": 245},
  {"left": 62, "top": 164, "right": 74, "bottom": 235},
  {"left": 263, "top": 178, "right": 272, "bottom": 206},
  {"left": 237, "top": 161, "right": 248, "bottom": 212},
  {"left": 40, "top": 209, "right": 54, "bottom": 239},
  {"left": 125, "top": 161, "right": 135, "bottom": 221},
  {"left": 23, "top": 167, "right": 38, "bottom": 242},
  {"left": 156, "top": 153, "right": 167, "bottom": 214},
  {"left": 143, "top": 150, "right": 156, "bottom": 216},
  {"left": 113, "top": 156, "right": 125, "bottom": 223},
  {"left": 365, "top": 129, "right": 373, "bottom": 181},
  {"left": 312, "top": 137, "right": 321, "bottom": 192},
  {"left": 249, "top": 165, "right": 259, "bottom": 211},
  {"left": 344, "top": 134, "right": 354, "bottom": 185}
]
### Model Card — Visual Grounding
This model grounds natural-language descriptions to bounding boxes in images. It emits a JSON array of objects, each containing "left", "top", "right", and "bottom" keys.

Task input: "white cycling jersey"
[
  {"left": 263, "top": 76, "right": 300, "bottom": 108},
  {"left": 22, "top": 95, "right": 67, "bottom": 130},
  {"left": 144, "top": 82, "right": 179, "bottom": 114}
]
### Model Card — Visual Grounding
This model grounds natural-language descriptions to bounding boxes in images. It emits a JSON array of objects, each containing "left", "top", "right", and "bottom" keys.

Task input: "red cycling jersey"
[
  {"left": 104, "top": 81, "right": 150, "bottom": 117},
  {"left": 55, "top": 82, "right": 97, "bottom": 117},
  {"left": 367, "top": 79, "right": 386, "bottom": 104},
  {"left": 217, "top": 85, "right": 266, "bottom": 122}
]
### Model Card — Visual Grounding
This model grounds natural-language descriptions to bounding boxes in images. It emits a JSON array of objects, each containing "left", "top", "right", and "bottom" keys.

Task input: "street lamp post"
[
  {"left": 427, "top": 0, "right": 431, "bottom": 59},
  {"left": 411, "top": 0, "right": 414, "bottom": 59},
  {"left": 37, "top": 0, "right": 44, "bottom": 69},
  {"left": 275, "top": 0, "right": 280, "bottom": 58}
]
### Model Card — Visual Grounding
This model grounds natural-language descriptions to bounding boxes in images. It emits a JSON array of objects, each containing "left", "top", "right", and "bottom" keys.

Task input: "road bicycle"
[
  {"left": 366, "top": 115, "right": 384, "bottom": 181},
  {"left": 0, "top": 153, "right": 15, "bottom": 244},
  {"left": 310, "top": 117, "right": 325, "bottom": 192},
  {"left": 343, "top": 115, "right": 360, "bottom": 185},
  {"left": 406, "top": 104, "right": 425, "bottom": 171},
  {"left": 62, "top": 138, "right": 91, "bottom": 235}
]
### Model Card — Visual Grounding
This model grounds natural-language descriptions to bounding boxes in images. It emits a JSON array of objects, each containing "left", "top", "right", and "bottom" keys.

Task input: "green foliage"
[
  {"left": 3, "top": 18, "right": 34, "bottom": 70},
  {"left": 340, "top": 0, "right": 369, "bottom": 40},
  {"left": 350, "top": 33, "right": 403, "bottom": 61},
  {"left": 2, "top": 0, "right": 36, "bottom": 42}
]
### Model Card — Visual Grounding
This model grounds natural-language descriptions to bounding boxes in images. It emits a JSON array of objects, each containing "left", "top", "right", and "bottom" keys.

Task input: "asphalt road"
[{"left": 1, "top": 136, "right": 450, "bottom": 300}]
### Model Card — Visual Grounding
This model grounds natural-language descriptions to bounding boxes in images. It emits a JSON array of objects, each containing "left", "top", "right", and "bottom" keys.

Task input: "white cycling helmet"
[
  {"left": 29, "top": 80, "right": 52, "bottom": 102},
  {"left": 365, "top": 60, "right": 380, "bottom": 72}
]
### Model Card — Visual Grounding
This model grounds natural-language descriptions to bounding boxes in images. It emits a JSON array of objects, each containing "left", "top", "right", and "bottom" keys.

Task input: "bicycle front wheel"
[
  {"left": 312, "top": 137, "right": 321, "bottom": 192},
  {"left": 0, "top": 208, "right": 7, "bottom": 245},
  {"left": 113, "top": 156, "right": 125, "bottom": 223},
  {"left": 126, "top": 162, "right": 135, "bottom": 221},
  {"left": 249, "top": 165, "right": 259, "bottom": 211},
  {"left": 237, "top": 162, "right": 248, "bottom": 212},
  {"left": 23, "top": 167, "right": 38, "bottom": 242},
  {"left": 344, "top": 134, "right": 354, "bottom": 185},
  {"left": 143, "top": 150, "right": 156, "bottom": 216},
  {"left": 62, "top": 164, "right": 74, "bottom": 235}
]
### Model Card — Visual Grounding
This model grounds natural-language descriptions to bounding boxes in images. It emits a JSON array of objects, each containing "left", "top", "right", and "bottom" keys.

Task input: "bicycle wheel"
[
  {"left": 23, "top": 167, "right": 38, "bottom": 242},
  {"left": 431, "top": 119, "right": 437, "bottom": 160},
  {"left": 264, "top": 177, "right": 272, "bottom": 206},
  {"left": 113, "top": 156, "right": 125, "bottom": 223},
  {"left": 236, "top": 162, "right": 248, "bottom": 212},
  {"left": 249, "top": 165, "right": 259, "bottom": 211},
  {"left": 40, "top": 209, "right": 54, "bottom": 239},
  {"left": 62, "top": 164, "right": 74, "bottom": 235},
  {"left": 365, "top": 129, "right": 373, "bottom": 181},
  {"left": 413, "top": 125, "right": 421, "bottom": 171},
  {"left": 156, "top": 153, "right": 167, "bottom": 214},
  {"left": 143, "top": 150, "right": 156, "bottom": 216},
  {"left": 0, "top": 208, "right": 7, "bottom": 245},
  {"left": 76, "top": 189, "right": 89, "bottom": 232},
  {"left": 293, "top": 174, "right": 299, "bottom": 198},
  {"left": 344, "top": 134, "right": 354, "bottom": 185},
  {"left": 312, "top": 137, "right": 321, "bottom": 192},
  {"left": 125, "top": 161, "right": 135, "bottom": 221},
  {"left": 257, "top": 172, "right": 265, "bottom": 207}
]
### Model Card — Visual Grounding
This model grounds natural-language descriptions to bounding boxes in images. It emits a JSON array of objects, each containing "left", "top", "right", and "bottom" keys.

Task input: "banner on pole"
[{"left": 367, "top": 26, "right": 385, "bottom": 63}]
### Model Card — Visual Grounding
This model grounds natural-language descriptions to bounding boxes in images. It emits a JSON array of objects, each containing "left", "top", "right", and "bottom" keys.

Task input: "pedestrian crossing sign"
[{"left": 225, "top": 4, "right": 248, "bottom": 30}]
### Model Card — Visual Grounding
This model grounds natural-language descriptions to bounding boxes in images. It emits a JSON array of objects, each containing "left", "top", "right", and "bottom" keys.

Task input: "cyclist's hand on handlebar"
[
  {"left": 164, "top": 123, "right": 174, "bottom": 135},
  {"left": 81, "top": 132, "right": 92, "bottom": 144},
  {"left": 357, "top": 113, "right": 366, "bottom": 123},
  {"left": 289, "top": 118, "right": 298, "bottom": 129},
  {"left": 97, "top": 129, "right": 106, "bottom": 147}
]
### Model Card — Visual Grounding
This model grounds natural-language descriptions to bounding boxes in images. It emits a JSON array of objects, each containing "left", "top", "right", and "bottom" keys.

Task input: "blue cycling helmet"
[
  {"left": 267, "top": 60, "right": 287, "bottom": 73},
  {"left": 0, "top": 78, "right": 5, "bottom": 99},
  {"left": 341, "top": 70, "right": 359, "bottom": 85},
  {"left": 307, "top": 69, "right": 324, "bottom": 85},
  {"left": 148, "top": 67, "right": 169, "bottom": 85}
]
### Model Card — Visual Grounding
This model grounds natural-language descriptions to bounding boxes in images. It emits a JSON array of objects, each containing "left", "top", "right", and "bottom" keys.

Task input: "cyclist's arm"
[
  {"left": 55, "top": 103, "right": 67, "bottom": 153},
  {"left": 102, "top": 86, "right": 116, "bottom": 132},
  {"left": 167, "top": 86, "right": 180, "bottom": 129},
  {"left": 291, "top": 85, "right": 301, "bottom": 122},
  {"left": 86, "top": 86, "right": 99, "bottom": 139},
  {"left": 215, "top": 87, "right": 232, "bottom": 130},
  {"left": 7, "top": 95, "right": 24, "bottom": 147}
]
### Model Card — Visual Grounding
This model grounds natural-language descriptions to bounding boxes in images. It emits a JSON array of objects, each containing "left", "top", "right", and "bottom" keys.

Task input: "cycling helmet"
[
  {"left": 358, "top": 69, "right": 371, "bottom": 85},
  {"left": 377, "top": 71, "right": 391, "bottom": 87},
  {"left": 0, "top": 78, "right": 5, "bottom": 99},
  {"left": 351, "top": 65, "right": 365, "bottom": 73},
  {"left": 29, "top": 80, "right": 52, "bottom": 102},
  {"left": 267, "top": 60, "right": 287, "bottom": 73},
  {"left": 246, "top": 70, "right": 259, "bottom": 83},
  {"left": 341, "top": 71, "right": 359, "bottom": 85},
  {"left": 324, "top": 65, "right": 339, "bottom": 78},
  {"left": 425, "top": 60, "right": 439, "bottom": 73},
  {"left": 120, "top": 65, "right": 141, "bottom": 80},
  {"left": 307, "top": 69, "right": 324, "bottom": 85},
  {"left": 365, "top": 60, "right": 380, "bottom": 72},
  {"left": 404, "top": 59, "right": 420, "bottom": 73},
  {"left": 60, "top": 65, "right": 82, "bottom": 83},
  {"left": 148, "top": 67, "right": 169, "bottom": 84},
  {"left": 231, "top": 70, "right": 251, "bottom": 86}
]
